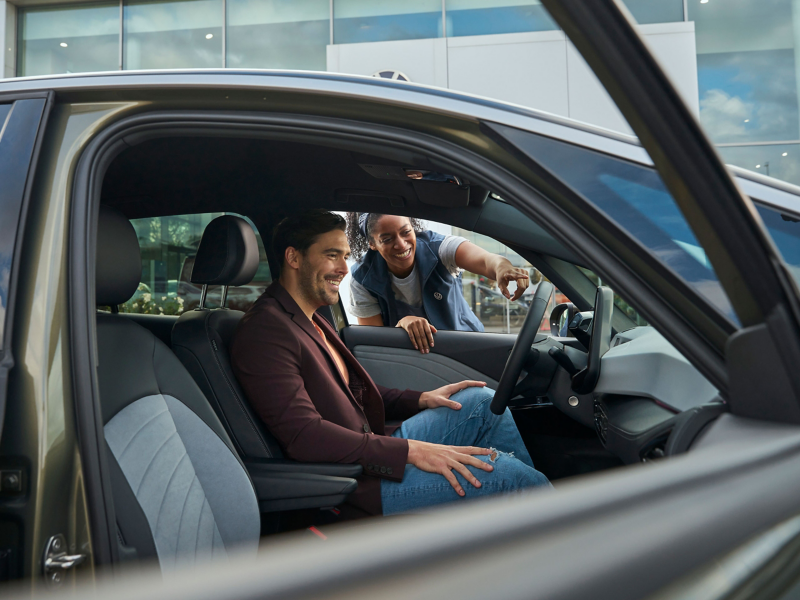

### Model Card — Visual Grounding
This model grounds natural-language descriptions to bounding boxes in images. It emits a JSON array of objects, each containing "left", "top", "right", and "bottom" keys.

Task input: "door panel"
[
  {"left": 353, "top": 345, "right": 499, "bottom": 390},
  {"left": 341, "top": 326, "right": 516, "bottom": 386}
]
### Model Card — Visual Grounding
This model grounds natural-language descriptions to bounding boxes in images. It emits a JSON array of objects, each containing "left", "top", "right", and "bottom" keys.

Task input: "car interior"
[{"left": 93, "top": 133, "right": 726, "bottom": 570}]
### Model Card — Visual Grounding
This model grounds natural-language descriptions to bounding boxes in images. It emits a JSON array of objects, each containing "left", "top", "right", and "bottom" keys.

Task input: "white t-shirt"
[{"left": 349, "top": 235, "right": 468, "bottom": 319}]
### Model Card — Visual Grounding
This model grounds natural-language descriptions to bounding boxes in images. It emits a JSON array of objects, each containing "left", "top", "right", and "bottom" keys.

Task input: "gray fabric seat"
[{"left": 95, "top": 206, "right": 260, "bottom": 570}]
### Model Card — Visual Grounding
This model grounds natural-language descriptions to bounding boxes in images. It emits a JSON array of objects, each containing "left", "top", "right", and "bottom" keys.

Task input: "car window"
[
  {"left": 448, "top": 227, "right": 566, "bottom": 335},
  {"left": 118, "top": 212, "right": 272, "bottom": 316},
  {"left": 577, "top": 267, "right": 648, "bottom": 327},
  {"left": 341, "top": 219, "right": 571, "bottom": 335},
  {"left": 488, "top": 126, "right": 739, "bottom": 325},
  {"left": 0, "top": 99, "right": 48, "bottom": 352}
]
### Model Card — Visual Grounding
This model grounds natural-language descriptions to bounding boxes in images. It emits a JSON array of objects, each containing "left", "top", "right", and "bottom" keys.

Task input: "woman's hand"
[
  {"left": 495, "top": 263, "right": 530, "bottom": 301},
  {"left": 407, "top": 439, "right": 494, "bottom": 496},
  {"left": 418, "top": 380, "right": 486, "bottom": 410},
  {"left": 397, "top": 315, "right": 437, "bottom": 354}
]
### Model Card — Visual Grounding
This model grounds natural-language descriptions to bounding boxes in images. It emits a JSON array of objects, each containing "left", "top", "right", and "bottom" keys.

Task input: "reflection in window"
[
  {"left": 754, "top": 203, "right": 800, "bottom": 293},
  {"left": 718, "top": 144, "right": 800, "bottom": 186},
  {"left": 333, "top": 0, "right": 443, "bottom": 44},
  {"left": 690, "top": 0, "right": 799, "bottom": 146},
  {"left": 226, "top": 0, "right": 329, "bottom": 70},
  {"left": 123, "top": 213, "right": 271, "bottom": 316},
  {"left": 123, "top": 0, "right": 222, "bottom": 70},
  {"left": 445, "top": 1, "right": 557, "bottom": 38},
  {"left": 18, "top": 3, "right": 119, "bottom": 76}
]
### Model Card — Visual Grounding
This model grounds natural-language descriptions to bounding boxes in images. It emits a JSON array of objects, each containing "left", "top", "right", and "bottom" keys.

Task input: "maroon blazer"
[{"left": 230, "top": 281, "right": 422, "bottom": 516}]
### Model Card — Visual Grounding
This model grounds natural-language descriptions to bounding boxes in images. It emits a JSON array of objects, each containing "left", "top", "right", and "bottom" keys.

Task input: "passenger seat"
[
  {"left": 170, "top": 215, "right": 285, "bottom": 460},
  {"left": 170, "top": 216, "right": 363, "bottom": 502},
  {"left": 95, "top": 206, "right": 260, "bottom": 570}
]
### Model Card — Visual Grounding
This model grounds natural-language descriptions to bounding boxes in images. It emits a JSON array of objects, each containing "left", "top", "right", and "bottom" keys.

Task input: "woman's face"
[{"left": 368, "top": 215, "right": 417, "bottom": 276}]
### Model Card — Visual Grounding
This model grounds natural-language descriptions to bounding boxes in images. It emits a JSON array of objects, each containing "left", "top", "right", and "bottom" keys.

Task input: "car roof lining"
[{"left": 100, "top": 135, "right": 579, "bottom": 264}]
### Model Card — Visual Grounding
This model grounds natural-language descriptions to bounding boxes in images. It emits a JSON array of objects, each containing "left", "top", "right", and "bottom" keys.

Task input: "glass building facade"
[
  {"left": 15, "top": 0, "right": 685, "bottom": 74},
  {"left": 12, "top": 0, "right": 800, "bottom": 186}
]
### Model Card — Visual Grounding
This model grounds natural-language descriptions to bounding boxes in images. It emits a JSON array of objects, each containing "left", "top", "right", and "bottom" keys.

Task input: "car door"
[{"left": 0, "top": 92, "right": 84, "bottom": 588}]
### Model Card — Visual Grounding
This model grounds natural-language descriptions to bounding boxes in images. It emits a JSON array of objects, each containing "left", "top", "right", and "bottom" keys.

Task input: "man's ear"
[{"left": 284, "top": 246, "right": 301, "bottom": 271}]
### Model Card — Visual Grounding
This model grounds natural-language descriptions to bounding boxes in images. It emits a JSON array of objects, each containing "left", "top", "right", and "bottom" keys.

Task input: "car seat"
[{"left": 95, "top": 206, "right": 260, "bottom": 570}]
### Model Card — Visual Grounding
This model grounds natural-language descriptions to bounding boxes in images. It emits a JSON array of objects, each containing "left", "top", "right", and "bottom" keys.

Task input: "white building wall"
[{"left": 327, "top": 21, "right": 699, "bottom": 135}]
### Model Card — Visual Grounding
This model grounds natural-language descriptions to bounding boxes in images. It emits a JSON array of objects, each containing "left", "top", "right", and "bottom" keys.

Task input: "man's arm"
[
  {"left": 357, "top": 315, "right": 384, "bottom": 326},
  {"left": 231, "top": 315, "right": 409, "bottom": 480},
  {"left": 378, "top": 384, "right": 422, "bottom": 421}
]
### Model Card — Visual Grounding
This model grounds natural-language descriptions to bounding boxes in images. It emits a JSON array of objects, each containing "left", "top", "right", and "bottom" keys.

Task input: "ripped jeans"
[{"left": 380, "top": 386, "right": 551, "bottom": 515}]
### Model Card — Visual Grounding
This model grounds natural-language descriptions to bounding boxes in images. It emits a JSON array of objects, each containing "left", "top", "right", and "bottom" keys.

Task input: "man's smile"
[{"left": 325, "top": 276, "right": 343, "bottom": 290}]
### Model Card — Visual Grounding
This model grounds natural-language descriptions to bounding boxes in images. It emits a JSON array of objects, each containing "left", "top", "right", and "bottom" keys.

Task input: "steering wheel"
[{"left": 490, "top": 281, "right": 554, "bottom": 415}]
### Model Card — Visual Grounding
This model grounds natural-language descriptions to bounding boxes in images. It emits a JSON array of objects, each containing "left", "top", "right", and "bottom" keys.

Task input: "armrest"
[
  {"left": 243, "top": 458, "right": 363, "bottom": 478},
  {"left": 245, "top": 462, "right": 358, "bottom": 513}
]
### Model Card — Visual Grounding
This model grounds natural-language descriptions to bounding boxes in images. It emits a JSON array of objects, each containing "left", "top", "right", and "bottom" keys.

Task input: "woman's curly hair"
[{"left": 345, "top": 212, "right": 426, "bottom": 262}]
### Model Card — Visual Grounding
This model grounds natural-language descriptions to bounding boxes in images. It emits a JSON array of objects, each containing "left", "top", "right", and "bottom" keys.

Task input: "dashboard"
[{"left": 545, "top": 289, "right": 724, "bottom": 464}]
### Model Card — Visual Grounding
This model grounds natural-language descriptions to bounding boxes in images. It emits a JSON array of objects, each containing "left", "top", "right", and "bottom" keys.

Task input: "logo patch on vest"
[{"left": 434, "top": 292, "right": 443, "bottom": 300}]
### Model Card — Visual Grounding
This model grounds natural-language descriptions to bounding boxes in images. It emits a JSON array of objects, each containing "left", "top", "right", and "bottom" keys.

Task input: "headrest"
[
  {"left": 192, "top": 216, "right": 259, "bottom": 286},
  {"left": 96, "top": 205, "right": 142, "bottom": 306}
]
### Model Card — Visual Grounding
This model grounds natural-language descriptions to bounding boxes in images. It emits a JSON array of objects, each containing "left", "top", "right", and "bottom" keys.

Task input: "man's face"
[{"left": 296, "top": 229, "right": 351, "bottom": 308}]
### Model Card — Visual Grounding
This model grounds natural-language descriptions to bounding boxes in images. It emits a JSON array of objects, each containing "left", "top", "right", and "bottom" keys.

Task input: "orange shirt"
[{"left": 313, "top": 320, "right": 349, "bottom": 386}]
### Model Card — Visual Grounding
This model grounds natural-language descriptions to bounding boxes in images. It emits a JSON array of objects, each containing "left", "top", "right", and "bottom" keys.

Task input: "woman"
[{"left": 347, "top": 212, "right": 531, "bottom": 353}]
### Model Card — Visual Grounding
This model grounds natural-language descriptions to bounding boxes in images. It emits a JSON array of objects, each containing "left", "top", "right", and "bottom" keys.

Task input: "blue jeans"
[{"left": 380, "top": 386, "right": 551, "bottom": 515}]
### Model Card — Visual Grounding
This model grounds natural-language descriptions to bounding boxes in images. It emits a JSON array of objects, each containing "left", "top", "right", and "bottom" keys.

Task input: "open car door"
[{"left": 37, "top": 2, "right": 800, "bottom": 599}]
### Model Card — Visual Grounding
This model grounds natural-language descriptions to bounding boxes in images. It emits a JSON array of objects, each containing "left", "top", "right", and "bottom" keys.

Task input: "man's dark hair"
[{"left": 272, "top": 209, "right": 346, "bottom": 275}]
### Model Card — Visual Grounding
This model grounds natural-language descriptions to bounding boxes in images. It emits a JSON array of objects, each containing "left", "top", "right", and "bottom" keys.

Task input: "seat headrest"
[
  {"left": 96, "top": 205, "right": 141, "bottom": 306},
  {"left": 192, "top": 216, "right": 259, "bottom": 286}
]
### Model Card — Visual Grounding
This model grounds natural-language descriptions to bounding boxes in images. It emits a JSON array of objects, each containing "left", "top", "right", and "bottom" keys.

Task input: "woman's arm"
[
  {"left": 357, "top": 315, "right": 384, "bottom": 326},
  {"left": 359, "top": 314, "right": 437, "bottom": 354},
  {"left": 455, "top": 241, "right": 530, "bottom": 301}
]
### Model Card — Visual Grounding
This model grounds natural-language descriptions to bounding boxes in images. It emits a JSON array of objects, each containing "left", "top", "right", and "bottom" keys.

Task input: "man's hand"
[
  {"left": 407, "top": 439, "right": 494, "bottom": 496},
  {"left": 418, "top": 380, "right": 486, "bottom": 410},
  {"left": 397, "top": 315, "right": 437, "bottom": 354},
  {"left": 495, "top": 263, "right": 530, "bottom": 302}
]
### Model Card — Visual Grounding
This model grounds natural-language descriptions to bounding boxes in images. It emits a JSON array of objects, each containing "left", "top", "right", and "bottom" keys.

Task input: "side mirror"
[{"left": 550, "top": 302, "right": 578, "bottom": 337}]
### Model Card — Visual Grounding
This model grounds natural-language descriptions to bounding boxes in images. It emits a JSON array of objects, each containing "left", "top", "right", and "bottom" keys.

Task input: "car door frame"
[{"left": 0, "top": 90, "right": 60, "bottom": 584}]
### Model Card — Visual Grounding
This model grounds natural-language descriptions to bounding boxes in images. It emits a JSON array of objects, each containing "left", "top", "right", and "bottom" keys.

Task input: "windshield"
[{"left": 492, "top": 127, "right": 738, "bottom": 323}]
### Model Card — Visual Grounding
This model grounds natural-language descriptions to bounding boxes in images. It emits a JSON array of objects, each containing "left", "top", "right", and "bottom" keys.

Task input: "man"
[{"left": 231, "top": 210, "right": 549, "bottom": 518}]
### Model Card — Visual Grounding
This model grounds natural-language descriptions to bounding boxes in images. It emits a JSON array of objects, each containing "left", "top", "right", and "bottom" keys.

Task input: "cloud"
[
  {"left": 699, "top": 89, "right": 753, "bottom": 140},
  {"left": 698, "top": 49, "right": 799, "bottom": 143}
]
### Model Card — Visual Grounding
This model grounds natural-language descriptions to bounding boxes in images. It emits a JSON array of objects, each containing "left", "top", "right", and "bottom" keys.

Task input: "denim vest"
[{"left": 351, "top": 231, "right": 485, "bottom": 333}]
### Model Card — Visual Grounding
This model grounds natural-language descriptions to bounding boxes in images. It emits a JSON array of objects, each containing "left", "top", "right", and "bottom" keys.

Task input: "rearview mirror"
[{"left": 550, "top": 302, "right": 578, "bottom": 337}]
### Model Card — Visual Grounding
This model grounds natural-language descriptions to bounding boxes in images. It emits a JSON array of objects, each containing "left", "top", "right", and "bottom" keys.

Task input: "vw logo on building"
[{"left": 373, "top": 70, "right": 411, "bottom": 82}]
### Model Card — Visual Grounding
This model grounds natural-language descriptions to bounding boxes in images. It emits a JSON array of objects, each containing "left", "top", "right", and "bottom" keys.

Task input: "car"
[{"left": 3, "top": 2, "right": 800, "bottom": 598}]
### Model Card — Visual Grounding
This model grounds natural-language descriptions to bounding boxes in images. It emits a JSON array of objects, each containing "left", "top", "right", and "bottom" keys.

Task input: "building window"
[
  {"left": 689, "top": 0, "right": 800, "bottom": 184},
  {"left": 123, "top": 0, "right": 223, "bottom": 70},
  {"left": 445, "top": 1, "right": 557, "bottom": 38},
  {"left": 226, "top": 0, "right": 329, "bottom": 70},
  {"left": 622, "top": 0, "right": 684, "bottom": 25},
  {"left": 718, "top": 144, "right": 800, "bottom": 186},
  {"left": 333, "top": 0, "right": 443, "bottom": 44},
  {"left": 17, "top": 3, "right": 119, "bottom": 77}
]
